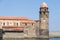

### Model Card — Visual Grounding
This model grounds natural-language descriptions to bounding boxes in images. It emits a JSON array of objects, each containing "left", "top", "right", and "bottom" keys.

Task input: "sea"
[{"left": 0, "top": 38, "right": 60, "bottom": 40}]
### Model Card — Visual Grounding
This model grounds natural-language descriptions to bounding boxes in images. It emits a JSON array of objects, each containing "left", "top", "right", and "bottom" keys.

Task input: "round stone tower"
[{"left": 39, "top": 2, "right": 49, "bottom": 38}]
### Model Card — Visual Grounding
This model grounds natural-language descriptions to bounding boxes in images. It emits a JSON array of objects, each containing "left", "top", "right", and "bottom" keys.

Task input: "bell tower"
[{"left": 39, "top": 2, "right": 49, "bottom": 38}]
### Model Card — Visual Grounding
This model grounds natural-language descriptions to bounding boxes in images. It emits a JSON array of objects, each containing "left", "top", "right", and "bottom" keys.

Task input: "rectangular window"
[
  {"left": 7, "top": 22, "right": 9, "bottom": 26},
  {"left": 32, "top": 23, "right": 33, "bottom": 25},
  {"left": 25, "top": 23, "right": 27, "bottom": 26},
  {"left": 16, "top": 23, "right": 18, "bottom": 26},
  {"left": 3, "top": 23, "right": 5, "bottom": 26},
  {"left": 14, "top": 22, "right": 18, "bottom": 26},
  {"left": 0, "top": 22, "right": 2, "bottom": 26}
]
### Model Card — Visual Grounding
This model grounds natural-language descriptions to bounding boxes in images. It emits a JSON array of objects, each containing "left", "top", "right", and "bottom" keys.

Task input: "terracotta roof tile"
[
  {"left": 0, "top": 16, "right": 35, "bottom": 23},
  {"left": 0, "top": 16, "right": 28, "bottom": 20}
]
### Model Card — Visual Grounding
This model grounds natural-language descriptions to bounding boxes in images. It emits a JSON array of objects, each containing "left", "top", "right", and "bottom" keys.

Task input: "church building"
[{"left": 0, "top": 2, "right": 49, "bottom": 38}]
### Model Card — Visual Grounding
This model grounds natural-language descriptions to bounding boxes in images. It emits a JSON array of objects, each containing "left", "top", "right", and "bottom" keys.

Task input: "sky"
[{"left": 0, "top": 0, "right": 60, "bottom": 32}]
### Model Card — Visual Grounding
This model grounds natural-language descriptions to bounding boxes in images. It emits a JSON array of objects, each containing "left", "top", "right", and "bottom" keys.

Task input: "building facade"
[
  {"left": 0, "top": 16, "right": 35, "bottom": 32},
  {"left": 0, "top": 2, "right": 49, "bottom": 38}
]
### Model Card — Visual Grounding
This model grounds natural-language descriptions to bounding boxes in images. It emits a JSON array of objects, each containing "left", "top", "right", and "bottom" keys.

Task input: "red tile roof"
[
  {"left": 0, "top": 16, "right": 35, "bottom": 23},
  {"left": 0, "top": 16, "right": 28, "bottom": 20}
]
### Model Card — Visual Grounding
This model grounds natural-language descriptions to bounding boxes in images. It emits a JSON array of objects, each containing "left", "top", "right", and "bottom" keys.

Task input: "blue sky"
[{"left": 0, "top": 0, "right": 60, "bottom": 32}]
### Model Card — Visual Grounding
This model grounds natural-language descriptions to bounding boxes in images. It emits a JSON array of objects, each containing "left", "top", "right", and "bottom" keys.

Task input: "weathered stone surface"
[
  {"left": 39, "top": 2, "right": 49, "bottom": 38},
  {"left": 24, "top": 24, "right": 36, "bottom": 38}
]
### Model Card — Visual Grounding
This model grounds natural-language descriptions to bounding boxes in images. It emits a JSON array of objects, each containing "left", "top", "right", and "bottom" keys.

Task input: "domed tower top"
[{"left": 40, "top": 2, "right": 48, "bottom": 8}]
